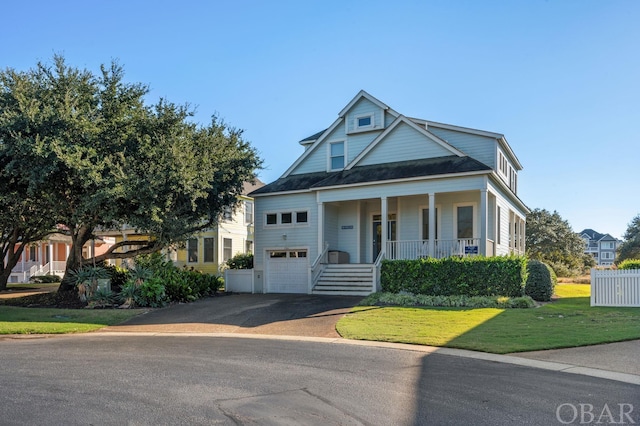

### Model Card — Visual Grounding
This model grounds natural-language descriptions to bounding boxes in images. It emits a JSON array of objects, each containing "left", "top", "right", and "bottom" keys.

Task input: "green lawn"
[
  {"left": 336, "top": 284, "right": 640, "bottom": 354},
  {"left": 0, "top": 306, "right": 146, "bottom": 335}
]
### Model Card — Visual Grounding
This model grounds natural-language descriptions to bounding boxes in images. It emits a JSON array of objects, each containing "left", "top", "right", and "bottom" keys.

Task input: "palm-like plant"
[{"left": 68, "top": 266, "right": 109, "bottom": 302}]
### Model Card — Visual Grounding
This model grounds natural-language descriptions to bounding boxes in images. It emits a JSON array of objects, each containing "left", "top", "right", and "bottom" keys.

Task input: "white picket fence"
[{"left": 591, "top": 269, "right": 640, "bottom": 307}]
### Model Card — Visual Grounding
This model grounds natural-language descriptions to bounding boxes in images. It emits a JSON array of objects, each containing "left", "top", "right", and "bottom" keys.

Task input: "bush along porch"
[{"left": 369, "top": 256, "right": 556, "bottom": 308}]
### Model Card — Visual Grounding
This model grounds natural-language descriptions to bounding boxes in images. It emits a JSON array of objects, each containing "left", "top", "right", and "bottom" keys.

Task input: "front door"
[{"left": 372, "top": 214, "right": 396, "bottom": 261}]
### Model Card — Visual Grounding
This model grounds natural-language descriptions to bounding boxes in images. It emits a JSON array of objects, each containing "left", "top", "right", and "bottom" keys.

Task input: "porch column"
[
  {"left": 48, "top": 242, "right": 54, "bottom": 273},
  {"left": 317, "top": 201, "right": 324, "bottom": 255},
  {"left": 65, "top": 244, "right": 70, "bottom": 260},
  {"left": 428, "top": 193, "right": 435, "bottom": 256},
  {"left": 480, "top": 189, "right": 487, "bottom": 256},
  {"left": 21, "top": 251, "right": 25, "bottom": 272},
  {"left": 381, "top": 196, "right": 388, "bottom": 258}
]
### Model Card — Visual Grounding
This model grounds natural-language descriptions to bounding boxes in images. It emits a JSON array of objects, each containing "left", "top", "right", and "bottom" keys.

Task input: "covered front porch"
[{"left": 310, "top": 188, "right": 526, "bottom": 294}]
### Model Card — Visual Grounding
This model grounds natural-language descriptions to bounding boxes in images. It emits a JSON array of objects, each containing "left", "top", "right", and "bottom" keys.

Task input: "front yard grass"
[
  {"left": 0, "top": 306, "right": 146, "bottom": 335},
  {"left": 336, "top": 284, "right": 640, "bottom": 354}
]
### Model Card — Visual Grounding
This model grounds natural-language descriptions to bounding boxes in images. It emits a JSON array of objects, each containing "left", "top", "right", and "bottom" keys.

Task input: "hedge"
[
  {"left": 618, "top": 259, "right": 640, "bottom": 270},
  {"left": 380, "top": 256, "right": 527, "bottom": 297}
]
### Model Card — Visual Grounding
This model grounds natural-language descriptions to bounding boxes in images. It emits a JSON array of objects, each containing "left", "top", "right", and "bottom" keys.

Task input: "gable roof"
[
  {"left": 346, "top": 115, "right": 465, "bottom": 169},
  {"left": 250, "top": 156, "right": 491, "bottom": 196},
  {"left": 579, "top": 229, "right": 618, "bottom": 242}
]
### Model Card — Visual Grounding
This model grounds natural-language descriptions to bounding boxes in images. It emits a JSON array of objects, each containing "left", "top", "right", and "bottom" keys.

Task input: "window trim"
[
  {"left": 244, "top": 201, "right": 254, "bottom": 225},
  {"left": 203, "top": 237, "right": 215, "bottom": 263},
  {"left": 328, "top": 140, "right": 346, "bottom": 171},
  {"left": 418, "top": 204, "right": 441, "bottom": 240},
  {"left": 222, "top": 238, "right": 232, "bottom": 262},
  {"left": 264, "top": 210, "right": 310, "bottom": 227},
  {"left": 453, "top": 202, "right": 478, "bottom": 239},
  {"left": 355, "top": 113, "right": 375, "bottom": 131}
]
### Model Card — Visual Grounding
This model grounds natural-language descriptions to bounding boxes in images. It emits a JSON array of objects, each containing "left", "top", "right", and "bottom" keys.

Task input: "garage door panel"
[{"left": 267, "top": 250, "right": 308, "bottom": 293}]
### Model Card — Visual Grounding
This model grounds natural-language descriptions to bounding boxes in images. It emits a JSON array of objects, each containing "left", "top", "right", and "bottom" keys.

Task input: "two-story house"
[
  {"left": 172, "top": 180, "right": 264, "bottom": 274},
  {"left": 250, "top": 91, "right": 528, "bottom": 295},
  {"left": 579, "top": 229, "right": 620, "bottom": 266}
]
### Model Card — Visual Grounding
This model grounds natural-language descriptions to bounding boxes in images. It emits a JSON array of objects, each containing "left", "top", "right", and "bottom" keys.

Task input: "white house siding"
[
  {"left": 347, "top": 132, "right": 383, "bottom": 164},
  {"left": 254, "top": 192, "right": 318, "bottom": 272},
  {"left": 325, "top": 204, "right": 339, "bottom": 252},
  {"left": 428, "top": 127, "right": 496, "bottom": 169},
  {"left": 346, "top": 98, "right": 383, "bottom": 133},
  {"left": 487, "top": 179, "right": 527, "bottom": 256},
  {"left": 358, "top": 122, "right": 453, "bottom": 166},
  {"left": 335, "top": 201, "right": 359, "bottom": 261},
  {"left": 292, "top": 123, "right": 346, "bottom": 174}
]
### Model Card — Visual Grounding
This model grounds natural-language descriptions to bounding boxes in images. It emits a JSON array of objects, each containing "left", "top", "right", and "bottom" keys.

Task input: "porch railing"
[
  {"left": 309, "top": 242, "right": 330, "bottom": 293},
  {"left": 386, "top": 239, "right": 481, "bottom": 260}
]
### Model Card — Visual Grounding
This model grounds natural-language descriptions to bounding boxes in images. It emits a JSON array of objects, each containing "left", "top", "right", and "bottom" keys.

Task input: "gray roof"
[
  {"left": 250, "top": 156, "right": 491, "bottom": 195},
  {"left": 299, "top": 129, "right": 327, "bottom": 143}
]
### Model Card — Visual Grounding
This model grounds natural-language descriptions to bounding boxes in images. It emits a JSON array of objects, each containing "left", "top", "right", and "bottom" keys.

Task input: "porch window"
[
  {"left": 457, "top": 206, "right": 473, "bottom": 239},
  {"left": 330, "top": 141, "right": 345, "bottom": 170},
  {"left": 203, "top": 237, "right": 215, "bottom": 263},
  {"left": 29, "top": 246, "right": 37, "bottom": 261},
  {"left": 421, "top": 208, "right": 438, "bottom": 240},
  {"left": 187, "top": 238, "right": 198, "bottom": 263},
  {"left": 223, "top": 238, "right": 232, "bottom": 262}
]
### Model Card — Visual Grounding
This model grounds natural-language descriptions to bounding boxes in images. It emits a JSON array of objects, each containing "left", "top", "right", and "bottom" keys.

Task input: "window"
[
  {"left": 204, "top": 237, "right": 215, "bottom": 263},
  {"left": 244, "top": 201, "right": 254, "bottom": 224},
  {"left": 187, "top": 238, "right": 198, "bottom": 263},
  {"left": 602, "top": 242, "right": 614, "bottom": 249},
  {"left": 497, "top": 206, "right": 501, "bottom": 245},
  {"left": 289, "top": 251, "right": 307, "bottom": 258},
  {"left": 296, "top": 211, "right": 308, "bottom": 223},
  {"left": 29, "top": 246, "right": 37, "bottom": 261},
  {"left": 265, "top": 211, "right": 309, "bottom": 226},
  {"left": 421, "top": 208, "right": 439, "bottom": 240},
  {"left": 223, "top": 238, "right": 232, "bottom": 262},
  {"left": 246, "top": 240, "right": 253, "bottom": 253},
  {"left": 355, "top": 114, "right": 374, "bottom": 131},
  {"left": 330, "top": 141, "right": 344, "bottom": 170},
  {"left": 281, "top": 212, "right": 292, "bottom": 224},
  {"left": 223, "top": 206, "right": 233, "bottom": 221},
  {"left": 269, "top": 251, "right": 287, "bottom": 258},
  {"left": 457, "top": 206, "right": 474, "bottom": 239},
  {"left": 602, "top": 252, "right": 613, "bottom": 260}
]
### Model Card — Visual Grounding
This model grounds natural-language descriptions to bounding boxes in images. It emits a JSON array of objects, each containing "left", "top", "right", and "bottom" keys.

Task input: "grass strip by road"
[
  {"left": 0, "top": 306, "right": 146, "bottom": 335},
  {"left": 336, "top": 284, "right": 640, "bottom": 354}
]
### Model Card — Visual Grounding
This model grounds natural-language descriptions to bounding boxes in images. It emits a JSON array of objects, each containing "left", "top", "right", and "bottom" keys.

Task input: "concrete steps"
[{"left": 312, "top": 264, "right": 374, "bottom": 296}]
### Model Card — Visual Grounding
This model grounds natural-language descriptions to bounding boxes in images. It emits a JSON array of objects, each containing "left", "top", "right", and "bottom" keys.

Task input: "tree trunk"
[
  {"left": 57, "top": 225, "right": 92, "bottom": 294},
  {"left": 0, "top": 243, "right": 26, "bottom": 291}
]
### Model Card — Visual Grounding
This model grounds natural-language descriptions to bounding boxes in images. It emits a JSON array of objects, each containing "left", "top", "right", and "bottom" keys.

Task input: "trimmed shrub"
[
  {"left": 618, "top": 259, "right": 640, "bottom": 270},
  {"left": 525, "top": 260, "right": 555, "bottom": 302},
  {"left": 359, "top": 292, "right": 535, "bottom": 309},
  {"left": 226, "top": 253, "right": 253, "bottom": 269},
  {"left": 380, "top": 256, "right": 527, "bottom": 297},
  {"left": 30, "top": 275, "right": 61, "bottom": 283}
]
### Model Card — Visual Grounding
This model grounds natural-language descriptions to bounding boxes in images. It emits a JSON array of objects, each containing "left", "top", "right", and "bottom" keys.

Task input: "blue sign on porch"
[
  {"left": 465, "top": 246, "right": 479, "bottom": 254},
  {"left": 341, "top": 225, "right": 354, "bottom": 230}
]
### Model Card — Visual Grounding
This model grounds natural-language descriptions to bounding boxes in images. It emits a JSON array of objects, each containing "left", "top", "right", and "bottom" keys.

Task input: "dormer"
[{"left": 340, "top": 90, "right": 397, "bottom": 135}]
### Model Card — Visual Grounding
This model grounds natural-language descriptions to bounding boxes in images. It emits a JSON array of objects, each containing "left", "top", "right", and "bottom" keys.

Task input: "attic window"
[{"left": 355, "top": 114, "right": 374, "bottom": 130}]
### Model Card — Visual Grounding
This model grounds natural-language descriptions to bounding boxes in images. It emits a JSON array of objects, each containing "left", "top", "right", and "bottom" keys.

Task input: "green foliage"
[
  {"left": 617, "top": 214, "right": 640, "bottom": 263},
  {"left": 89, "top": 287, "right": 117, "bottom": 308},
  {"left": 0, "top": 55, "right": 262, "bottom": 292},
  {"left": 30, "top": 275, "right": 62, "bottom": 283},
  {"left": 135, "top": 277, "right": 167, "bottom": 308},
  {"left": 618, "top": 259, "right": 640, "bottom": 270},
  {"left": 525, "top": 260, "right": 556, "bottom": 301},
  {"left": 68, "top": 266, "right": 110, "bottom": 302},
  {"left": 380, "top": 256, "right": 527, "bottom": 297},
  {"left": 118, "top": 281, "right": 139, "bottom": 308},
  {"left": 102, "top": 264, "right": 129, "bottom": 293},
  {"left": 225, "top": 253, "right": 253, "bottom": 269},
  {"left": 359, "top": 292, "right": 535, "bottom": 309},
  {"left": 525, "top": 208, "right": 587, "bottom": 276}
]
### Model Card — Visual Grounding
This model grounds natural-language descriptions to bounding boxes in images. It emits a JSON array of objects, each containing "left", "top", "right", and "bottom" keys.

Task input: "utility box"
[{"left": 328, "top": 251, "right": 350, "bottom": 264}]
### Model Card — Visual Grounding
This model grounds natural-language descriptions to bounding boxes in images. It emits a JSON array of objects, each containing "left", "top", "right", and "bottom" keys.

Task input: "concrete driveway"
[{"left": 102, "top": 294, "right": 363, "bottom": 338}]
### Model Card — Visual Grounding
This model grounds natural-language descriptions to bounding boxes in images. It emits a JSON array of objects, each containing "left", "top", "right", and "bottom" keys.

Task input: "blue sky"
[{"left": 2, "top": 1, "right": 638, "bottom": 239}]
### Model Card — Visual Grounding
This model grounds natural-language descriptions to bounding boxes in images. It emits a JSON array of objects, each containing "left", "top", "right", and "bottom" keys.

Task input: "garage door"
[{"left": 266, "top": 250, "right": 309, "bottom": 293}]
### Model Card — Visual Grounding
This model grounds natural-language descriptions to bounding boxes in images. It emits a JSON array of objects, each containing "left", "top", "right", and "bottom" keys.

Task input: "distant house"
[
  {"left": 7, "top": 234, "right": 114, "bottom": 283},
  {"left": 250, "top": 91, "right": 529, "bottom": 295},
  {"left": 172, "top": 180, "right": 264, "bottom": 274},
  {"left": 579, "top": 229, "right": 621, "bottom": 266}
]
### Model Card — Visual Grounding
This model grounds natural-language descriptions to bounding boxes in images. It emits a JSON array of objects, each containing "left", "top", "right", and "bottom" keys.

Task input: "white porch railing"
[
  {"left": 309, "top": 243, "right": 330, "bottom": 293},
  {"left": 372, "top": 250, "right": 386, "bottom": 292},
  {"left": 386, "top": 239, "right": 481, "bottom": 260},
  {"left": 591, "top": 269, "right": 640, "bottom": 307}
]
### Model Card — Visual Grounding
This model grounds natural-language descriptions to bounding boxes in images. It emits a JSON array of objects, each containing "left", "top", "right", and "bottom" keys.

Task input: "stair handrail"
[
  {"left": 373, "top": 249, "right": 386, "bottom": 292},
  {"left": 308, "top": 242, "right": 330, "bottom": 293}
]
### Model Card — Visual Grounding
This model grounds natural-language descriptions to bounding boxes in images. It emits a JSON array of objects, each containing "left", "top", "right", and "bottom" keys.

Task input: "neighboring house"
[
  {"left": 172, "top": 180, "right": 264, "bottom": 274},
  {"left": 250, "top": 90, "right": 529, "bottom": 295},
  {"left": 7, "top": 234, "right": 114, "bottom": 283},
  {"left": 579, "top": 229, "right": 621, "bottom": 266}
]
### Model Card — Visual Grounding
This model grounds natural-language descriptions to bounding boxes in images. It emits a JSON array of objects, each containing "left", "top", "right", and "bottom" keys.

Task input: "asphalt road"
[{"left": 1, "top": 334, "right": 638, "bottom": 425}]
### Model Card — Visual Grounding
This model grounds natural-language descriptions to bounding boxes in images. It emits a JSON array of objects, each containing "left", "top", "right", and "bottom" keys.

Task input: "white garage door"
[{"left": 266, "top": 250, "right": 309, "bottom": 293}]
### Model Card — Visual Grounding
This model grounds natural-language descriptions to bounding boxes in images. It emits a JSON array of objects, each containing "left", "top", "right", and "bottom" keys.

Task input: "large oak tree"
[
  {"left": 0, "top": 56, "right": 261, "bottom": 292},
  {"left": 617, "top": 214, "right": 640, "bottom": 263}
]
